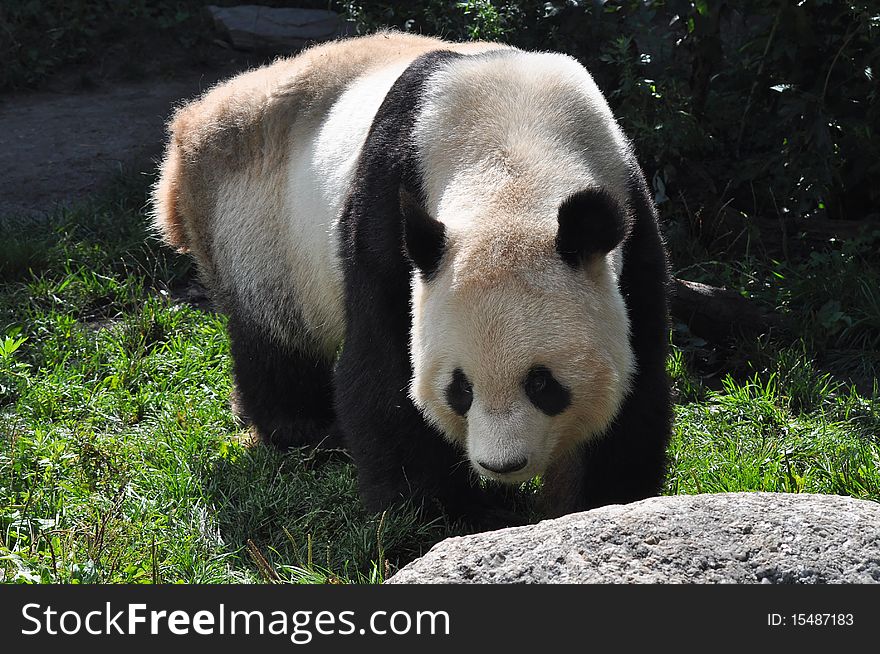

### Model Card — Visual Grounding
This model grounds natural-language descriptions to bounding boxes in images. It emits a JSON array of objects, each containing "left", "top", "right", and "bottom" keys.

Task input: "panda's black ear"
[
  {"left": 555, "top": 188, "right": 629, "bottom": 268},
  {"left": 400, "top": 185, "right": 447, "bottom": 280}
]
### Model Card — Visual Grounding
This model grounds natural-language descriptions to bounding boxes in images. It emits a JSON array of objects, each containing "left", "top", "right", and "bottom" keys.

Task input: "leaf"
[{"left": 0, "top": 333, "right": 28, "bottom": 359}]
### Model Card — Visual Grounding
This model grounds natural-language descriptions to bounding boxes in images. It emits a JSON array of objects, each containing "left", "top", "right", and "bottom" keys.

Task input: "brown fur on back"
[{"left": 150, "top": 32, "right": 504, "bottom": 288}]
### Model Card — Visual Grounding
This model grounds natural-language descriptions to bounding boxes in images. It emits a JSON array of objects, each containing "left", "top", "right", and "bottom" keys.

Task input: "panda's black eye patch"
[
  {"left": 446, "top": 368, "right": 473, "bottom": 416},
  {"left": 524, "top": 366, "right": 571, "bottom": 416}
]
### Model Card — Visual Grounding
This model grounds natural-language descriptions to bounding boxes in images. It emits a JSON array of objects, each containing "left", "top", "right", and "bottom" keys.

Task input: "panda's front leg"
[{"left": 333, "top": 322, "right": 483, "bottom": 521}]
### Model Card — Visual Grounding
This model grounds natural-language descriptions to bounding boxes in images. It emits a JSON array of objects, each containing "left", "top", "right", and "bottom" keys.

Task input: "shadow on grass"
[{"left": 199, "top": 437, "right": 456, "bottom": 583}]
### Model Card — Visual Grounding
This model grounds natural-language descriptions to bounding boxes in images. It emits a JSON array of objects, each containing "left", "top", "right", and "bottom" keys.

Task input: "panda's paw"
[
  {"left": 441, "top": 499, "right": 528, "bottom": 533},
  {"left": 258, "top": 419, "right": 347, "bottom": 453},
  {"left": 466, "top": 506, "right": 528, "bottom": 532}
]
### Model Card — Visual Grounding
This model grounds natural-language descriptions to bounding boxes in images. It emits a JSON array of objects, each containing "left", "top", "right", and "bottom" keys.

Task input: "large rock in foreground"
[{"left": 387, "top": 493, "right": 880, "bottom": 584}]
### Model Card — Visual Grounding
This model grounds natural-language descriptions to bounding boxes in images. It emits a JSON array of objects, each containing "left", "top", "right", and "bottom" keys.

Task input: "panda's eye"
[
  {"left": 446, "top": 368, "right": 473, "bottom": 416},
  {"left": 524, "top": 366, "right": 571, "bottom": 416}
]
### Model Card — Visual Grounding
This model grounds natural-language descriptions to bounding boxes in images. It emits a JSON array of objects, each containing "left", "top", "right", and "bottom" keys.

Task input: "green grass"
[
  {"left": 667, "top": 357, "right": 880, "bottom": 498},
  {"left": 1, "top": 175, "right": 878, "bottom": 584}
]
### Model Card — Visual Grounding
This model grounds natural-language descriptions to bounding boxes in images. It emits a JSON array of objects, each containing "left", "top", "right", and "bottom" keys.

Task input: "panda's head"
[
  {"left": 402, "top": 48, "right": 641, "bottom": 483},
  {"left": 404, "top": 185, "right": 635, "bottom": 484}
]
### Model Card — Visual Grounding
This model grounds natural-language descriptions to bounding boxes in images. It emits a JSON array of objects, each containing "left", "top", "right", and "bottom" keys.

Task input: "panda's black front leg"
[
  {"left": 334, "top": 324, "right": 482, "bottom": 520},
  {"left": 543, "top": 325, "right": 673, "bottom": 514},
  {"left": 579, "top": 366, "right": 672, "bottom": 509}
]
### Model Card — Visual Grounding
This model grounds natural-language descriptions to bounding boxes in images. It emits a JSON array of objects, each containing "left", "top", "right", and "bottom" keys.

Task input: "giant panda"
[{"left": 152, "top": 32, "right": 672, "bottom": 525}]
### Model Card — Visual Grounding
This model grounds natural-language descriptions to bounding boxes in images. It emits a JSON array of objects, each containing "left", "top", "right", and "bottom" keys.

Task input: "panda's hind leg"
[{"left": 226, "top": 314, "right": 342, "bottom": 451}]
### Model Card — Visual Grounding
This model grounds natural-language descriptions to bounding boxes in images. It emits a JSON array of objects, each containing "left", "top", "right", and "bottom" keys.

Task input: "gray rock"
[
  {"left": 207, "top": 5, "right": 350, "bottom": 52},
  {"left": 387, "top": 493, "right": 880, "bottom": 584}
]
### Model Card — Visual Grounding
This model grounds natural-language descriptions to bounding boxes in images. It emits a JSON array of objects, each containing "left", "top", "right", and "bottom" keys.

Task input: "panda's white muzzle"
[{"left": 465, "top": 404, "right": 548, "bottom": 483}]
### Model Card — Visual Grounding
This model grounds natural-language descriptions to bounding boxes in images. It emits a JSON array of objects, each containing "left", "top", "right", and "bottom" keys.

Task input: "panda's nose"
[{"left": 477, "top": 456, "right": 528, "bottom": 474}]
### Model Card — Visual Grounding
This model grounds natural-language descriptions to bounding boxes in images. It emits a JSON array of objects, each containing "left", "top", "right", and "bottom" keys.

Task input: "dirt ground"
[{"left": 0, "top": 47, "right": 257, "bottom": 217}]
